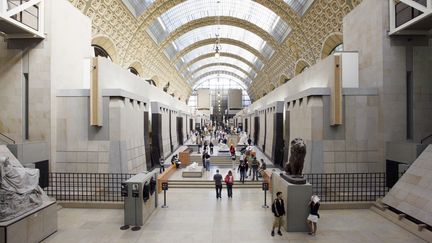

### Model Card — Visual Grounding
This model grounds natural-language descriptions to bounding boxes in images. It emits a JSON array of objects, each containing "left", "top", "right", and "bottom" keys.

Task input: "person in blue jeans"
[
  {"left": 238, "top": 161, "right": 247, "bottom": 183},
  {"left": 205, "top": 156, "right": 211, "bottom": 171}
]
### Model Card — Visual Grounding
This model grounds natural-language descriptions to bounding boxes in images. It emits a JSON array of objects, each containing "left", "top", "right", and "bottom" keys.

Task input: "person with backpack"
[
  {"left": 224, "top": 170, "right": 234, "bottom": 198},
  {"left": 271, "top": 191, "right": 285, "bottom": 237}
]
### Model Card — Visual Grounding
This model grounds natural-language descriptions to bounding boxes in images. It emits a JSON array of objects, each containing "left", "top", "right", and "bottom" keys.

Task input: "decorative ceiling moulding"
[
  {"left": 180, "top": 52, "right": 260, "bottom": 74},
  {"left": 92, "top": 35, "right": 119, "bottom": 64},
  {"left": 320, "top": 32, "right": 343, "bottom": 59},
  {"left": 186, "top": 63, "right": 254, "bottom": 80},
  {"left": 172, "top": 38, "right": 267, "bottom": 64},
  {"left": 158, "top": 17, "right": 279, "bottom": 49}
]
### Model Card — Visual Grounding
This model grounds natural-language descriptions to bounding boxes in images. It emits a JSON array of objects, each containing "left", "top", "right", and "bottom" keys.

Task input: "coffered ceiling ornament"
[
  {"left": 158, "top": 16, "right": 279, "bottom": 49},
  {"left": 69, "top": 0, "right": 362, "bottom": 103}
]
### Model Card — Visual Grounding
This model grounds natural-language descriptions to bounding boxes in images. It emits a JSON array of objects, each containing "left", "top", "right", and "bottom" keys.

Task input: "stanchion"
[
  {"left": 262, "top": 182, "right": 269, "bottom": 208},
  {"left": 161, "top": 182, "right": 169, "bottom": 208}
]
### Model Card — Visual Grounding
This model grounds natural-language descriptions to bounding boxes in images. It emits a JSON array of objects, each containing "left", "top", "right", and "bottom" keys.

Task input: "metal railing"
[
  {"left": 45, "top": 172, "right": 388, "bottom": 203},
  {"left": 45, "top": 172, "right": 134, "bottom": 202},
  {"left": 304, "top": 173, "right": 387, "bottom": 202}
]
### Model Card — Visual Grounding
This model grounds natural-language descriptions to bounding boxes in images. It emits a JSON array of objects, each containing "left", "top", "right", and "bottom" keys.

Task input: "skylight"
[
  {"left": 146, "top": 0, "right": 291, "bottom": 44},
  {"left": 121, "top": 0, "right": 154, "bottom": 17},
  {"left": 284, "top": 0, "right": 315, "bottom": 16}
]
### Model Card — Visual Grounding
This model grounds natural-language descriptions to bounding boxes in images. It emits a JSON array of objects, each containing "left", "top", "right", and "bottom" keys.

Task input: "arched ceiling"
[
  {"left": 179, "top": 52, "right": 260, "bottom": 75},
  {"left": 191, "top": 70, "right": 250, "bottom": 87},
  {"left": 70, "top": 0, "right": 362, "bottom": 101},
  {"left": 187, "top": 63, "right": 254, "bottom": 80},
  {"left": 173, "top": 38, "right": 267, "bottom": 63}
]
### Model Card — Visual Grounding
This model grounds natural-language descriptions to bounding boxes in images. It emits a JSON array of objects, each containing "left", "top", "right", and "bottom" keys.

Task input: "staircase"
[
  {"left": 189, "top": 155, "right": 234, "bottom": 167},
  {"left": 167, "top": 179, "right": 262, "bottom": 189},
  {"left": 371, "top": 199, "right": 432, "bottom": 242}
]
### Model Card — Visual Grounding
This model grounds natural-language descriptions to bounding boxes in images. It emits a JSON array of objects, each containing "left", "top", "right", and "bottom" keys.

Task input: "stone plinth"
[
  {"left": 182, "top": 166, "right": 203, "bottom": 178},
  {"left": 272, "top": 173, "right": 312, "bottom": 232}
]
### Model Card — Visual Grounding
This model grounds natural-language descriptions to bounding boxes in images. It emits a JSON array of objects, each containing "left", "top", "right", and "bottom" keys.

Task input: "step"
[{"left": 169, "top": 185, "right": 261, "bottom": 188}]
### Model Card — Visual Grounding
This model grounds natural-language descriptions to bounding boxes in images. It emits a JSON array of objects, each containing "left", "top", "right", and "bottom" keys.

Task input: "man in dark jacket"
[
  {"left": 213, "top": 170, "right": 223, "bottom": 199},
  {"left": 271, "top": 191, "right": 285, "bottom": 236}
]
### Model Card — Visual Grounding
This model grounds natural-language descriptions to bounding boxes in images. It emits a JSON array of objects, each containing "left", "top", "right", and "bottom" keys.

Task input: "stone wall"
[{"left": 56, "top": 93, "right": 148, "bottom": 173}]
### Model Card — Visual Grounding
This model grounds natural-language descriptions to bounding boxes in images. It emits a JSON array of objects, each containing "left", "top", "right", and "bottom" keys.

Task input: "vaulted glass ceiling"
[
  {"left": 284, "top": 0, "right": 315, "bottom": 16},
  {"left": 180, "top": 44, "right": 259, "bottom": 65},
  {"left": 191, "top": 70, "right": 251, "bottom": 86},
  {"left": 133, "top": 0, "right": 317, "bottom": 93},
  {"left": 147, "top": 0, "right": 291, "bottom": 44},
  {"left": 190, "top": 66, "right": 252, "bottom": 83},
  {"left": 183, "top": 56, "right": 255, "bottom": 78},
  {"left": 165, "top": 25, "right": 274, "bottom": 57},
  {"left": 122, "top": 0, "right": 154, "bottom": 17}
]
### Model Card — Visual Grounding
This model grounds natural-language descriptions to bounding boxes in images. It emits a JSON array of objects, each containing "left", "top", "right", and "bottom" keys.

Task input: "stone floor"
[{"left": 43, "top": 188, "right": 425, "bottom": 243}]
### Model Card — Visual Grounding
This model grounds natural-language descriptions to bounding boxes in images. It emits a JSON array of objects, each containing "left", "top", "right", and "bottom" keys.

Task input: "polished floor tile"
[{"left": 43, "top": 188, "right": 425, "bottom": 243}]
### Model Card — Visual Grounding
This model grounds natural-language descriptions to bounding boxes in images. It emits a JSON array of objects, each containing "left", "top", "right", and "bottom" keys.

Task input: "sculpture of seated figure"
[{"left": 0, "top": 156, "right": 46, "bottom": 222}]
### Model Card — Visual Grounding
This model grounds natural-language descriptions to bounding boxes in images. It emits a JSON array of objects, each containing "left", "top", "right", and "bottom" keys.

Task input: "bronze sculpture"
[{"left": 282, "top": 138, "right": 307, "bottom": 184}]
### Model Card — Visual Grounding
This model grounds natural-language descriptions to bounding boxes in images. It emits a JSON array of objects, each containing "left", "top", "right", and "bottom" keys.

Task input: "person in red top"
[
  {"left": 224, "top": 170, "right": 234, "bottom": 198},
  {"left": 229, "top": 144, "right": 235, "bottom": 157}
]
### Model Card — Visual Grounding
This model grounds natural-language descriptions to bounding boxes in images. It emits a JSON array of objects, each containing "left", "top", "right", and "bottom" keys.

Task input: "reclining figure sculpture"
[
  {"left": 0, "top": 156, "right": 47, "bottom": 221},
  {"left": 282, "top": 138, "right": 307, "bottom": 184}
]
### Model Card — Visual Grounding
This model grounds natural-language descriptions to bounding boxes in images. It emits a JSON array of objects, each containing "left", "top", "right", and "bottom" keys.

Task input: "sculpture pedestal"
[{"left": 272, "top": 173, "right": 312, "bottom": 232}]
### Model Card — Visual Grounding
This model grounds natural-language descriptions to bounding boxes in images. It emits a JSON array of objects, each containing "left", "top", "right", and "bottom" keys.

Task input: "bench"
[{"left": 157, "top": 164, "right": 176, "bottom": 193}]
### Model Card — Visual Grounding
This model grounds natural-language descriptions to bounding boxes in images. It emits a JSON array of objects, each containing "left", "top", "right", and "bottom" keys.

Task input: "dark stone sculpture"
[{"left": 281, "top": 138, "right": 307, "bottom": 184}]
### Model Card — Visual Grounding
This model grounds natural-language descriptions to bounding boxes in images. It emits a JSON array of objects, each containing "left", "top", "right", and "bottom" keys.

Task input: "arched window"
[
  {"left": 329, "top": 43, "right": 344, "bottom": 55},
  {"left": 128, "top": 67, "right": 139, "bottom": 76},
  {"left": 92, "top": 45, "right": 112, "bottom": 61}
]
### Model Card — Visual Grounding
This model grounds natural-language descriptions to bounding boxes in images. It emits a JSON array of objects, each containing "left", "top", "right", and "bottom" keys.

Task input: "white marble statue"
[
  {"left": 238, "top": 132, "right": 248, "bottom": 145},
  {"left": 0, "top": 156, "right": 48, "bottom": 222}
]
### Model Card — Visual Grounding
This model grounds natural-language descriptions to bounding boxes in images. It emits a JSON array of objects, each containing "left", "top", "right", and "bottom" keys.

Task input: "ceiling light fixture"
[{"left": 213, "top": 0, "right": 221, "bottom": 59}]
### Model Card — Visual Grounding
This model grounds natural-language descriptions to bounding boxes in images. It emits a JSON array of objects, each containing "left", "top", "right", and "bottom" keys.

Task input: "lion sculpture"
[{"left": 284, "top": 138, "right": 306, "bottom": 177}]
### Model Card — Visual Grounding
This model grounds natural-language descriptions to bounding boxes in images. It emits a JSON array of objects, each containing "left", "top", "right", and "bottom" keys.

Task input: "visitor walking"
[
  {"left": 307, "top": 195, "right": 321, "bottom": 236},
  {"left": 229, "top": 144, "right": 235, "bottom": 157},
  {"left": 159, "top": 155, "right": 165, "bottom": 173},
  {"left": 224, "top": 170, "right": 234, "bottom": 198},
  {"left": 213, "top": 169, "right": 223, "bottom": 199},
  {"left": 271, "top": 191, "right": 285, "bottom": 236},
  {"left": 247, "top": 137, "right": 252, "bottom": 146},
  {"left": 209, "top": 141, "right": 214, "bottom": 154},
  {"left": 238, "top": 161, "right": 247, "bottom": 183},
  {"left": 205, "top": 154, "right": 211, "bottom": 171},
  {"left": 251, "top": 157, "right": 260, "bottom": 181}
]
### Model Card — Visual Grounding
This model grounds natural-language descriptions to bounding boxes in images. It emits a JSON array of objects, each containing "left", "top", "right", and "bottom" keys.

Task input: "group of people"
[
  {"left": 236, "top": 150, "right": 266, "bottom": 183},
  {"left": 212, "top": 169, "right": 235, "bottom": 198},
  {"left": 271, "top": 192, "right": 321, "bottom": 237}
]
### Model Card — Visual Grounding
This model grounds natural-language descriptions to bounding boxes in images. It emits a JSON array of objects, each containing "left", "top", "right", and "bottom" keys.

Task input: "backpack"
[{"left": 271, "top": 200, "right": 276, "bottom": 214}]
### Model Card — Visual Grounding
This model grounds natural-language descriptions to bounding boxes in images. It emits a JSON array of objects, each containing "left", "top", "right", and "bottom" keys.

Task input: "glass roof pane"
[
  {"left": 193, "top": 76, "right": 248, "bottom": 90},
  {"left": 173, "top": 25, "right": 273, "bottom": 55},
  {"left": 191, "top": 66, "right": 250, "bottom": 81},
  {"left": 284, "top": 0, "right": 315, "bottom": 16},
  {"left": 192, "top": 70, "right": 251, "bottom": 86},
  {"left": 179, "top": 44, "right": 258, "bottom": 64},
  {"left": 122, "top": 0, "right": 155, "bottom": 17},
  {"left": 187, "top": 56, "right": 252, "bottom": 75},
  {"left": 147, "top": 0, "right": 291, "bottom": 44}
]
